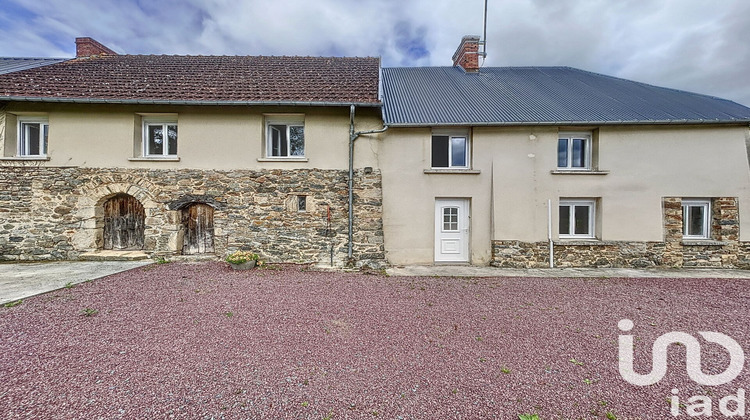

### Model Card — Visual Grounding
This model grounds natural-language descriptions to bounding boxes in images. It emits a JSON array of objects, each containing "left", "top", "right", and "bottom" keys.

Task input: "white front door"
[{"left": 435, "top": 199, "right": 470, "bottom": 262}]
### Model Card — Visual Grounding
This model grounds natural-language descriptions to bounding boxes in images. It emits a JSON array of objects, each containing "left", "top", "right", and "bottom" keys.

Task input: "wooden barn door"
[
  {"left": 182, "top": 204, "right": 214, "bottom": 254},
  {"left": 103, "top": 194, "right": 145, "bottom": 250}
]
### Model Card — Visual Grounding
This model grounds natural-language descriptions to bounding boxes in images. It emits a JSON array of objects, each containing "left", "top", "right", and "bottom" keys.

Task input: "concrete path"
[
  {"left": 386, "top": 265, "right": 750, "bottom": 279},
  {"left": 0, "top": 261, "right": 152, "bottom": 305}
]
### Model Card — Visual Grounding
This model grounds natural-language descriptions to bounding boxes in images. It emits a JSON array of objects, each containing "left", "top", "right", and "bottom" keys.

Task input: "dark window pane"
[
  {"left": 432, "top": 136, "right": 449, "bottom": 167},
  {"left": 688, "top": 205, "right": 705, "bottom": 236},
  {"left": 271, "top": 125, "right": 285, "bottom": 156},
  {"left": 290, "top": 125, "right": 304, "bottom": 156},
  {"left": 167, "top": 125, "right": 178, "bottom": 155},
  {"left": 558, "top": 138, "right": 568, "bottom": 167},
  {"left": 559, "top": 205, "right": 570, "bottom": 235},
  {"left": 451, "top": 137, "right": 466, "bottom": 167},
  {"left": 298, "top": 195, "right": 306, "bottom": 211},
  {"left": 572, "top": 138, "right": 586, "bottom": 167},
  {"left": 25, "top": 123, "right": 40, "bottom": 155},
  {"left": 148, "top": 125, "right": 163, "bottom": 155},
  {"left": 42, "top": 124, "right": 48, "bottom": 155},
  {"left": 574, "top": 205, "right": 590, "bottom": 235}
]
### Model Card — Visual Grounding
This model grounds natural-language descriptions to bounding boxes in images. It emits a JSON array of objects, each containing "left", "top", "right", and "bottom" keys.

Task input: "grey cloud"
[{"left": 1, "top": 0, "right": 749, "bottom": 105}]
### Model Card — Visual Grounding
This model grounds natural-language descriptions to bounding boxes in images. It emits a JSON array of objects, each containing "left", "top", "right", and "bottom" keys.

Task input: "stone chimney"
[
  {"left": 75, "top": 37, "right": 117, "bottom": 58},
  {"left": 452, "top": 35, "right": 483, "bottom": 72}
]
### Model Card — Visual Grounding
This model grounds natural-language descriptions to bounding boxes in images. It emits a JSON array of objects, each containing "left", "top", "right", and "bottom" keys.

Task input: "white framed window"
[
  {"left": 432, "top": 134, "right": 468, "bottom": 168},
  {"left": 266, "top": 116, "right": 304, "bottom": 158},
  {"left": 558, "top": 132, "right": 591, "bottom": 170},
  {"left": 143, "top": 118, "right": 178, "bottom": 157},
  {"left": 18, "top": 118, "right": 49, "bottom": 157},
  {"left": 682, "top": 199, "right": 711, "bottom": 239},
  {"left": 559, "top": 199, "right": 596, "bottom": 239}
]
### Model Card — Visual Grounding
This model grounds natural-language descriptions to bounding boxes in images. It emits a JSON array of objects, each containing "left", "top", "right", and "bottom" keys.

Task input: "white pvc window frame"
[
  {"left": 559, "top": 199, "right": 596, "bottom": 239},
  {"left": 142, "top": 118, "right": 178, "bottom": 157},
  {"left": 265, "top": 115, "right": 305, "bottom": 158},
  {"left": 431, "top": 130, "right": 470, "bottom": 169},
  {"left": 682, "top": 199, "right": 711, "bottom": 240},
  {"left": 18, "top": 117, "right": 49, "bottom": 157},
  {"left": 557, "top": 132, "right": 592, "bottom": 170}
]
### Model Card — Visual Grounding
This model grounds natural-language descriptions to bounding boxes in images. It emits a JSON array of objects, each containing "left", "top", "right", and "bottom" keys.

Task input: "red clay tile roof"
[{"left": 0, "top": 55, "right": 380, "bottom": 105}]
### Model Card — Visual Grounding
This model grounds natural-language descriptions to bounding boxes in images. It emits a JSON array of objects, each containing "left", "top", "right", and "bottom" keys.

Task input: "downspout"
[
  {"left": 548, "top": 199, "right": 554, "bottom": 268},
  {"left": 348, "top": 104, "right": 388, "bottom": 264}
]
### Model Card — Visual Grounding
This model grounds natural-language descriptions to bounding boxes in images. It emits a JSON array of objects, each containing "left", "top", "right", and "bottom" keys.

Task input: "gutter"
[
  {"left": 347, "top": 104, "right": 388, "bottom": 265},
  {"left": 383, "top": 119, "right": 750, "bottom": 127},
  {"left": 0, "top": 96, "right": 381, "bottom": 108}
]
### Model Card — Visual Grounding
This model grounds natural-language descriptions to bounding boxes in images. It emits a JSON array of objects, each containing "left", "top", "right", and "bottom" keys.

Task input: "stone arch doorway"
[
  {"left": 103, "top": 193, "right": 145, "bottom": 250},
  {"left": 181, "top": 203, "right": 214, "bottom": 254}
]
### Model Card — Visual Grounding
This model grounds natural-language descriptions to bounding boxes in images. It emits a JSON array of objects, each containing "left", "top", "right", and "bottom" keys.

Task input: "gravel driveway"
[{"left": 1, "top": 262, "right": 748, "bottom": 419}]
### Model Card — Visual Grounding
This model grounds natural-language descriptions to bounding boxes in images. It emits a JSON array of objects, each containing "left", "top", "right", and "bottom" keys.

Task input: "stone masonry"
[
  {"left": 0, "top": 166, "right": 385, "bottom": 268},
  {"left": 492, "top": 197, "right": 750, "bottom": 269}
]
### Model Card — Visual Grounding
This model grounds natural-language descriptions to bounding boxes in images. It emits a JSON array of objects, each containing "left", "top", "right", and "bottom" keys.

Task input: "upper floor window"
[
  {"left": 432, "top": 133, "right": 469, "bottom": 168},
  {"left": 682, "top": 199, "right": 711, "bottom": 239},
  {"left": 266, "top": 116, "right": 304, "bottom": 158},
  {"left": 18, "top": 118, "right": 49, "bottom": 157},
  {"left": 559, "top": 199, "right": 596, "bottom": 239},
  {"left": 558, "top": 132, "right": 591, "bottom": 170},
  {"left": 143, "top": 118, "right": 178, "bottom": 157}
]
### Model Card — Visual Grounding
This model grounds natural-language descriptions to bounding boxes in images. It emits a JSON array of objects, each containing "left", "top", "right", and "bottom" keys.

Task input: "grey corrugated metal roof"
[
  {"left": 0, "top": 57, "right": 68, "bottom": 74},
  {"left": 381, "top": 66, "right": 750, "bottom": 126}
]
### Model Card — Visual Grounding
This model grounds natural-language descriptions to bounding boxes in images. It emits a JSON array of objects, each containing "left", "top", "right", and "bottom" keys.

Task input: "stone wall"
[
  {"left": 492, "top": 197, "right": 750, "bottom": 269},
  {"left": 0, "top": 166, "right": 385, "bottom": 268}
]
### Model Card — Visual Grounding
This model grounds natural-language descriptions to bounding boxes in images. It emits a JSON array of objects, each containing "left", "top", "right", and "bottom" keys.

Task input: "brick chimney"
[
  {"left": 452, "top": 35, "right": 483, "bottom": 72},
  {"left": 75, "top": 37, "right": 117, "bottom": 57}
]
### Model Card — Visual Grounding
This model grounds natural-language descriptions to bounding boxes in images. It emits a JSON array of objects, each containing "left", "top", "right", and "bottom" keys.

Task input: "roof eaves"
[
  {"left": 0, "top": 96, "right": 382, "bottom": 107},
  {"left": 384, "top": 119, "right": 750, "bottom": 127}
]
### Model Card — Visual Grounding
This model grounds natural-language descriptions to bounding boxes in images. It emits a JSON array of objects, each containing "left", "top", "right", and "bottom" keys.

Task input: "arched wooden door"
[
  {"left": 182, "top": 203, "right": 214, "bottom": 254},
  {"left": 103, "top": 194, "right": 145, "bottom": 250}
]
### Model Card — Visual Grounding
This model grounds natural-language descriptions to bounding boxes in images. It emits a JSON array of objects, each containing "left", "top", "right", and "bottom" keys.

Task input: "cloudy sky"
[{"left": 2, "top": 0, "right": 749, "bottom": 106}]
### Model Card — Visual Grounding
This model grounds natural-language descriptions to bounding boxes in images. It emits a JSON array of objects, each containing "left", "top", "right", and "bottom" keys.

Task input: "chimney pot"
[
  {"left": 452, "top": 35, "right": 483, "bottom": 72},
  {"left": 75, "top": 37, "right": 117, "bottom": 58}
]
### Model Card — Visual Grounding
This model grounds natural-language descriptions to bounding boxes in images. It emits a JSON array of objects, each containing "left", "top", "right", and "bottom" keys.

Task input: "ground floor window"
[
  {"left": 559, "top": 199, "right": 595, "bottom": 239},
  {"left": 682, "top": 199, "right": 711, "bottom": 239}
]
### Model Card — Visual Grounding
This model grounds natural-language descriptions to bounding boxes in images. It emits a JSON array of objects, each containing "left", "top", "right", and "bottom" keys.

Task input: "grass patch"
[
  {"left": 2, "top": 299, "right": 23, "bottom": 308},
  {"left": 80, "top": 308, "right": 99, "bottom": 317}
]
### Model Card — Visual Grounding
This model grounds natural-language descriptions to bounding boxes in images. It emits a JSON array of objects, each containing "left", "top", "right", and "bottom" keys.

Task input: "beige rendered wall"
[
  {"left": 1, "top": 104, "right": 383, "bottom": 170},
  {"left": 381, "top": 125, "right": 750, "bottom": 265}
]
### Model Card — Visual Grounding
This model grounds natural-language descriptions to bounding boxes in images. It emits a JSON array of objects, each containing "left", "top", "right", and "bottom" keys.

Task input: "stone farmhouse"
[{"left": 2, "top": 37, "right": 750, "bottom": 269}]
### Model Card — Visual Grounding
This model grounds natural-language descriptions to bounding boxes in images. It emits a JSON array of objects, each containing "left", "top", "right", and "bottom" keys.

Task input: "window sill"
[
  {"left": 0, "top": 156, "right": 51, "bottom": 161},
  {"left": 128, "top": 157, "right": 181, "bottom": 162},
  {"left": 423, "top": 169, "right": 481, "bottom": 175},
  {"left": 550, "top": 169, "right": 609, "bottom": 175},
  {"left": 682, "top": 240, "right": 727, "bottom": 246},
  {"left": 257, "top": 157, "right": 309, "bottom": 162}
]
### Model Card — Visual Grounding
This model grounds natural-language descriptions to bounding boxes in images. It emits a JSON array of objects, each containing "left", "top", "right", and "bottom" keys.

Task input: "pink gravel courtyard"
[{"left": 1, "top": 262, "right": 749, "bottom": 419}]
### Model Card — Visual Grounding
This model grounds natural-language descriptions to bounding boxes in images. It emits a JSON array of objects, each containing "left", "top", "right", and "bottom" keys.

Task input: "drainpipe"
[
  {"left": 548, "top": 199, "right": 554, "bottom": 268},
  {"left": 348, "top": 104, "right": 388, "bottom": 264}
]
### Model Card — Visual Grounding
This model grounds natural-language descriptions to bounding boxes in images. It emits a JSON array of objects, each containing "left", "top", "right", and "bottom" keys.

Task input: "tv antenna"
[{"left": 481, "top": 0, "right": 488, "bottom": 65}]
